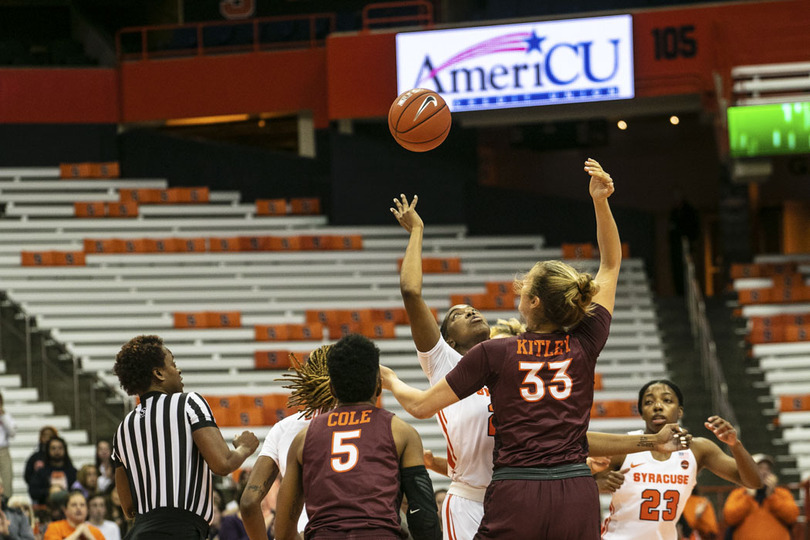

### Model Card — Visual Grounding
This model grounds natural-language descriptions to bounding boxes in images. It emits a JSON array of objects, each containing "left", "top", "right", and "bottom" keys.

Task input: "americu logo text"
[{"left": 396, "top": 15, "right": 635, "bottom": 112}]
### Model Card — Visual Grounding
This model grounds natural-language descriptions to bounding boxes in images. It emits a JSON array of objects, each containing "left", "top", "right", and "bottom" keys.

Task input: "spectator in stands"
[
  {"left": 94, "top": 441, "right": 113, "bottom": 494},
  {"left": 722, "top": 453, "right": 799, "bottom": 540},
  {"left": 6, "top": 494, "right": 35, "bottom": 536},
  {"left": 0, "top": 476, "right": 35, "bottom": 540},
  {"left": 70, "top": 466, "right": 98, "bottom": 499},
  {"left": 86, "top": 494, "right": 120, "bottom": 540},
  {"left": 679, "top": 486, "right": 719, "bottom": 539},
  {"left": 29, "top": 437, "right": 77, "bottom": 505},
  {"left": 43, "top": 491, "right": 103, "bottom": 540},
  {"left": 0, "top": 392, "right": 17, "bottom": 497},
  {"left": 24, "top": 427, "right": 58, "bottom": 487}
]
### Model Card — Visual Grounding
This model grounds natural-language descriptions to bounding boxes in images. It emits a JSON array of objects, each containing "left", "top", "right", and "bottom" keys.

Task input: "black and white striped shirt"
[{"left": 112, "top": 391, "right": 217, "bottom": 523}]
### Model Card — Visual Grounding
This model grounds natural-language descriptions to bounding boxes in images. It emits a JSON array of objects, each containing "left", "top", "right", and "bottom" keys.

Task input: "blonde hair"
[
  {"left": 490, "top": 318, "right": 525, "bottom": 339},
  {"left": 516, "top": 260, "right": 600, "bottom": 329},
  {"left": 278, "top": 345, "right": 336, "bottom": 418}
]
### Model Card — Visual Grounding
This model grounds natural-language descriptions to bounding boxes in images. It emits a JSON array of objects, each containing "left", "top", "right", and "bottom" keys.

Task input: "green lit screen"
[{"left": 728, "top": 102, "right": 810, "bottom": 158}]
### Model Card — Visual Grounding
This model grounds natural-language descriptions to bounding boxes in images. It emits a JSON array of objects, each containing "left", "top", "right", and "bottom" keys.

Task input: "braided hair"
[{"left": 278, "top": 344, "right": 336, "bottom": 418}]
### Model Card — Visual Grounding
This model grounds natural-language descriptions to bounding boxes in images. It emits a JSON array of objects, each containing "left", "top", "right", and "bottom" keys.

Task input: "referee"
[{"left": 111, "top": 335, "right": 259, "bottom": 539}]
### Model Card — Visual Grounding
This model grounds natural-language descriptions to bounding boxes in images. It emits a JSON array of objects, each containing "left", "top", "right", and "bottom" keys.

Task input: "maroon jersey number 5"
[
  {"left": 518, "top": 359, "right": 573, "bottom": 402},
  {"left": 331, "top": 429, "right": 362, "bottom": 473}
]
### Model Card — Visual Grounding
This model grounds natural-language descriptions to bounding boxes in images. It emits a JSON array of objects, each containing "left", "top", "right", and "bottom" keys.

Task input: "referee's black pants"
[{"left": 125, "top": 507, "right": 210, "bottom": 540}]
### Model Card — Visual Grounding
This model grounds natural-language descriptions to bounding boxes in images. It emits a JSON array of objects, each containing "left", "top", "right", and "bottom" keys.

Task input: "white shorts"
[{"left": 442, "top": 493, "right": 484, "bottom": 540}]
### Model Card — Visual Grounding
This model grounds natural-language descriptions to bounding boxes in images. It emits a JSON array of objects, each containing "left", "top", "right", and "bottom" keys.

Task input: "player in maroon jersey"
[
  {"left": 275, "top": 334, "right": 441, "bottom": 540},
  {"left": 382, "top": 159, "right": 626, "bottom": 538}
]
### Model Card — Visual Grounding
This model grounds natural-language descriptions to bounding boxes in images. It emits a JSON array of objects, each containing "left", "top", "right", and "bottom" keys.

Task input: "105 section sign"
[{"left": 396, "top": 15, "right": 635, "bottom": 112}]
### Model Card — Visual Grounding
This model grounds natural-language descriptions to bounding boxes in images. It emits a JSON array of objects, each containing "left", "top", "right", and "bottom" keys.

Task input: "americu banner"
[{"left": 396, "top": 15, "right": 635, "bottom": 112}]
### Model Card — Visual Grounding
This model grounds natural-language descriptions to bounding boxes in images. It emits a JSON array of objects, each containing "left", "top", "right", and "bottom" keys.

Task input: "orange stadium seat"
[
  {"left": 289, "top": 198, "right": 321, "bottom": 215},
  {"left": 594, "top": 373, "right": 603, "bottom": 390},
  {"left": 263, "top": 394, "right": 300, "bottom": 424},
  {"left": 266, "top": 236, "right": 302, "bottom": 251},
  {"left": 106, "top": 202, "right": 139, "bottom": 218},
  {"left": 121, "top": 239, "right": 148, "bottom": 253},
  {"left": 779, "top": 395, "right": 810, "bottom": 412},
  {"left": 238, "top": 236, "right": 270, "bottom": 252},
  {"left": 371, "top": 308, "right": 409, "bottom": 324},
  {"left": 562, "top": 243, "right": 595, "bottom": 259},
  {"left": 21, "top": 251, "right": 55, "bottom": 267},
  {"left": 256, "top": 324, "right": 325, "bottom": 341},
  {"left": 176, "top": 238, "right": 207, "bottom": 253},
  {"left": 591, "top": 400, "right": 638, "bottom": 418},
  {"left": 173, "top": 312, "right": 208, "bottom": 329},
  {"left": 298, "top": 235, "right": 331, "bottom": 251},
  {"left": 83, "top": 239, "right": 124, "bottom": 254},
  {"left": 254, "top": 350, "right": 293, "bottom": 370},
  {"left": 737, "top": 288, "right": 772, "bottom": 305},
  {"left": 74, "top": 202, "right": 108, "bottom": 218},
  {"left": 256, "top": 199, "right": 288, "bottom": 216},
  {"left": 486, "top": 281, "right": 515, "bottom": 296},
  {"left": 95, "top": 162, "right": 121, "bottom": 178},
  {"left": 208, "top": 237, "right": 241, "bottom": 252},
  {"left": 306, "top": 309, "right": 351, "bottom": 326},
  {"left": 59, "top": 163, "right": 94, "bottom": 178},
  {"left": 144, "top": 238, "right": 180, "bottom": 253},
  {"left": 207, "top": 311, "right": 241, "bottom": 328},
  {"left": 784, "top": 324, "right": 810, "bottom": 342},
  {"left": 398, "top": 257, "right": 461, "bottom": 273},
  {"left": 747, "top": 326, "right": 785, "bottom": 344},
  {"left": 223, "top": 408, "right": 265, "bottom": 427},
  {"left": 51, "top": 251, "right": 86, "bottom": 266},
  {"left": 329, "top": 235, "right": 363, "bottom": 250},
  {"left": 255, "top": 325, "right": 290, "bottom": 341},
  {"left": 119, "top": 188, "right": 162, "bottom": 204}
]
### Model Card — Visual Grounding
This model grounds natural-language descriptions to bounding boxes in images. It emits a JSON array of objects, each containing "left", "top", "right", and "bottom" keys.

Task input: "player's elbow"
[
  {"left": 400, "top": 285, "right": 422, "bottom": 301},
  {"left": 207, "top": 455, "right": 236, "bottom": 477},
  {"left": 744, "top": 475, "right": 764, "bottom": 490},
  {"left": 239, "top": 495, "right": 260, "bottom": 516},
  {"left": 410, "top": 403, "right": 435, "bottom": 420}
]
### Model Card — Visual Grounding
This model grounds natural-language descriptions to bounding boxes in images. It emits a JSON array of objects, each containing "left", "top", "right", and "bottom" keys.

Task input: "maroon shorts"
[{"left": 475, "top": 476, "right": 600, "bottom": 539}]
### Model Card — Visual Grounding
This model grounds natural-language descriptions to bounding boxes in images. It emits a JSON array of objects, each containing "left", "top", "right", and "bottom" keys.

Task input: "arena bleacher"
[
  {"left": 733, "top": 258, "right": 810, "bottom": 481},
  {"left": 0, "top": 164, "right": 667, "bottom": 491}
]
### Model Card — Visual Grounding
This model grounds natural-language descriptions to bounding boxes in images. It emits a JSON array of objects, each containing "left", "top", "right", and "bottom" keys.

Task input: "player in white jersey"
[
  {"left": 600, "top": 380, "right": 763, "bottom": 540},
  {"left": 392, "top": 195, "right": 492, "bottom": 540},
  {"left": 391, "top": 195, "right": 694, "bottom": 540},
  {"left": 240, "top": 346, "right": 335, "bottom": 540}
]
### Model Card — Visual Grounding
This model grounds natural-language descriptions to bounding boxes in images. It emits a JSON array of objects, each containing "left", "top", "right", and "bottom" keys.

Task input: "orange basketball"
[{"left": 388, "top": 88, "right": 451, "bottom": 152}]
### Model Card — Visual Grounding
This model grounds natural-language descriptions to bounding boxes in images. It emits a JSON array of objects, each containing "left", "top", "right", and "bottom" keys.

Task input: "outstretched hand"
[
  {"left": 390, "top": 194, "right": 423, "bottom": 233},
  {"left": 705, "top": 415, "right": 738, "bottom": 447},
  {"left": 379, "top": 365, "right": 398, "bottom": 391},
  {"left": 656, "top": 423, "right": 692, "bottom": 453},
  {"left": 585, "top": 158, "right": 614, "bottom": 201}
]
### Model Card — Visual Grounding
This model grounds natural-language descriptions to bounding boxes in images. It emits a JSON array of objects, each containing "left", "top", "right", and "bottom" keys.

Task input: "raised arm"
[
  {"left": 392, "top": 194, "right": 442, "bottom": 352},
  {"left": 192, "top": 428, "right": 259, "bottom": 476},
  {"left": 694, "top": 416, "right": 762, "bottom": 489},
  {"left": 381, "top": 366, "right": 459, "bottom": 419},
  {"left": 240, "top": 456, "right": 280, "bottom": 540},
  {"left": 585, "top": 159, "right": 621, "bottom": 314}
]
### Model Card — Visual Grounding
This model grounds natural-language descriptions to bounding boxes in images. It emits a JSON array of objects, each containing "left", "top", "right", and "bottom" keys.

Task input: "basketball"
[{"left": 388, "top": 88, "right": 451, "bottom": 152}]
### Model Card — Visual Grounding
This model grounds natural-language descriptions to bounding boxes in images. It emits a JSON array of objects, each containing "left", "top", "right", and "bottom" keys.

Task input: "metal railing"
[
  {"left": 682, "top": 237, "right": 739, "bottom": 429},
  {"left": 0, "top": 292, "right": 124, "bottom": 442},
  {"left": 362, "top": 0, "right": 434, "bottom": 32},
  {"left": 116, "top": 12, "right": 336, "bottom": 62}
]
